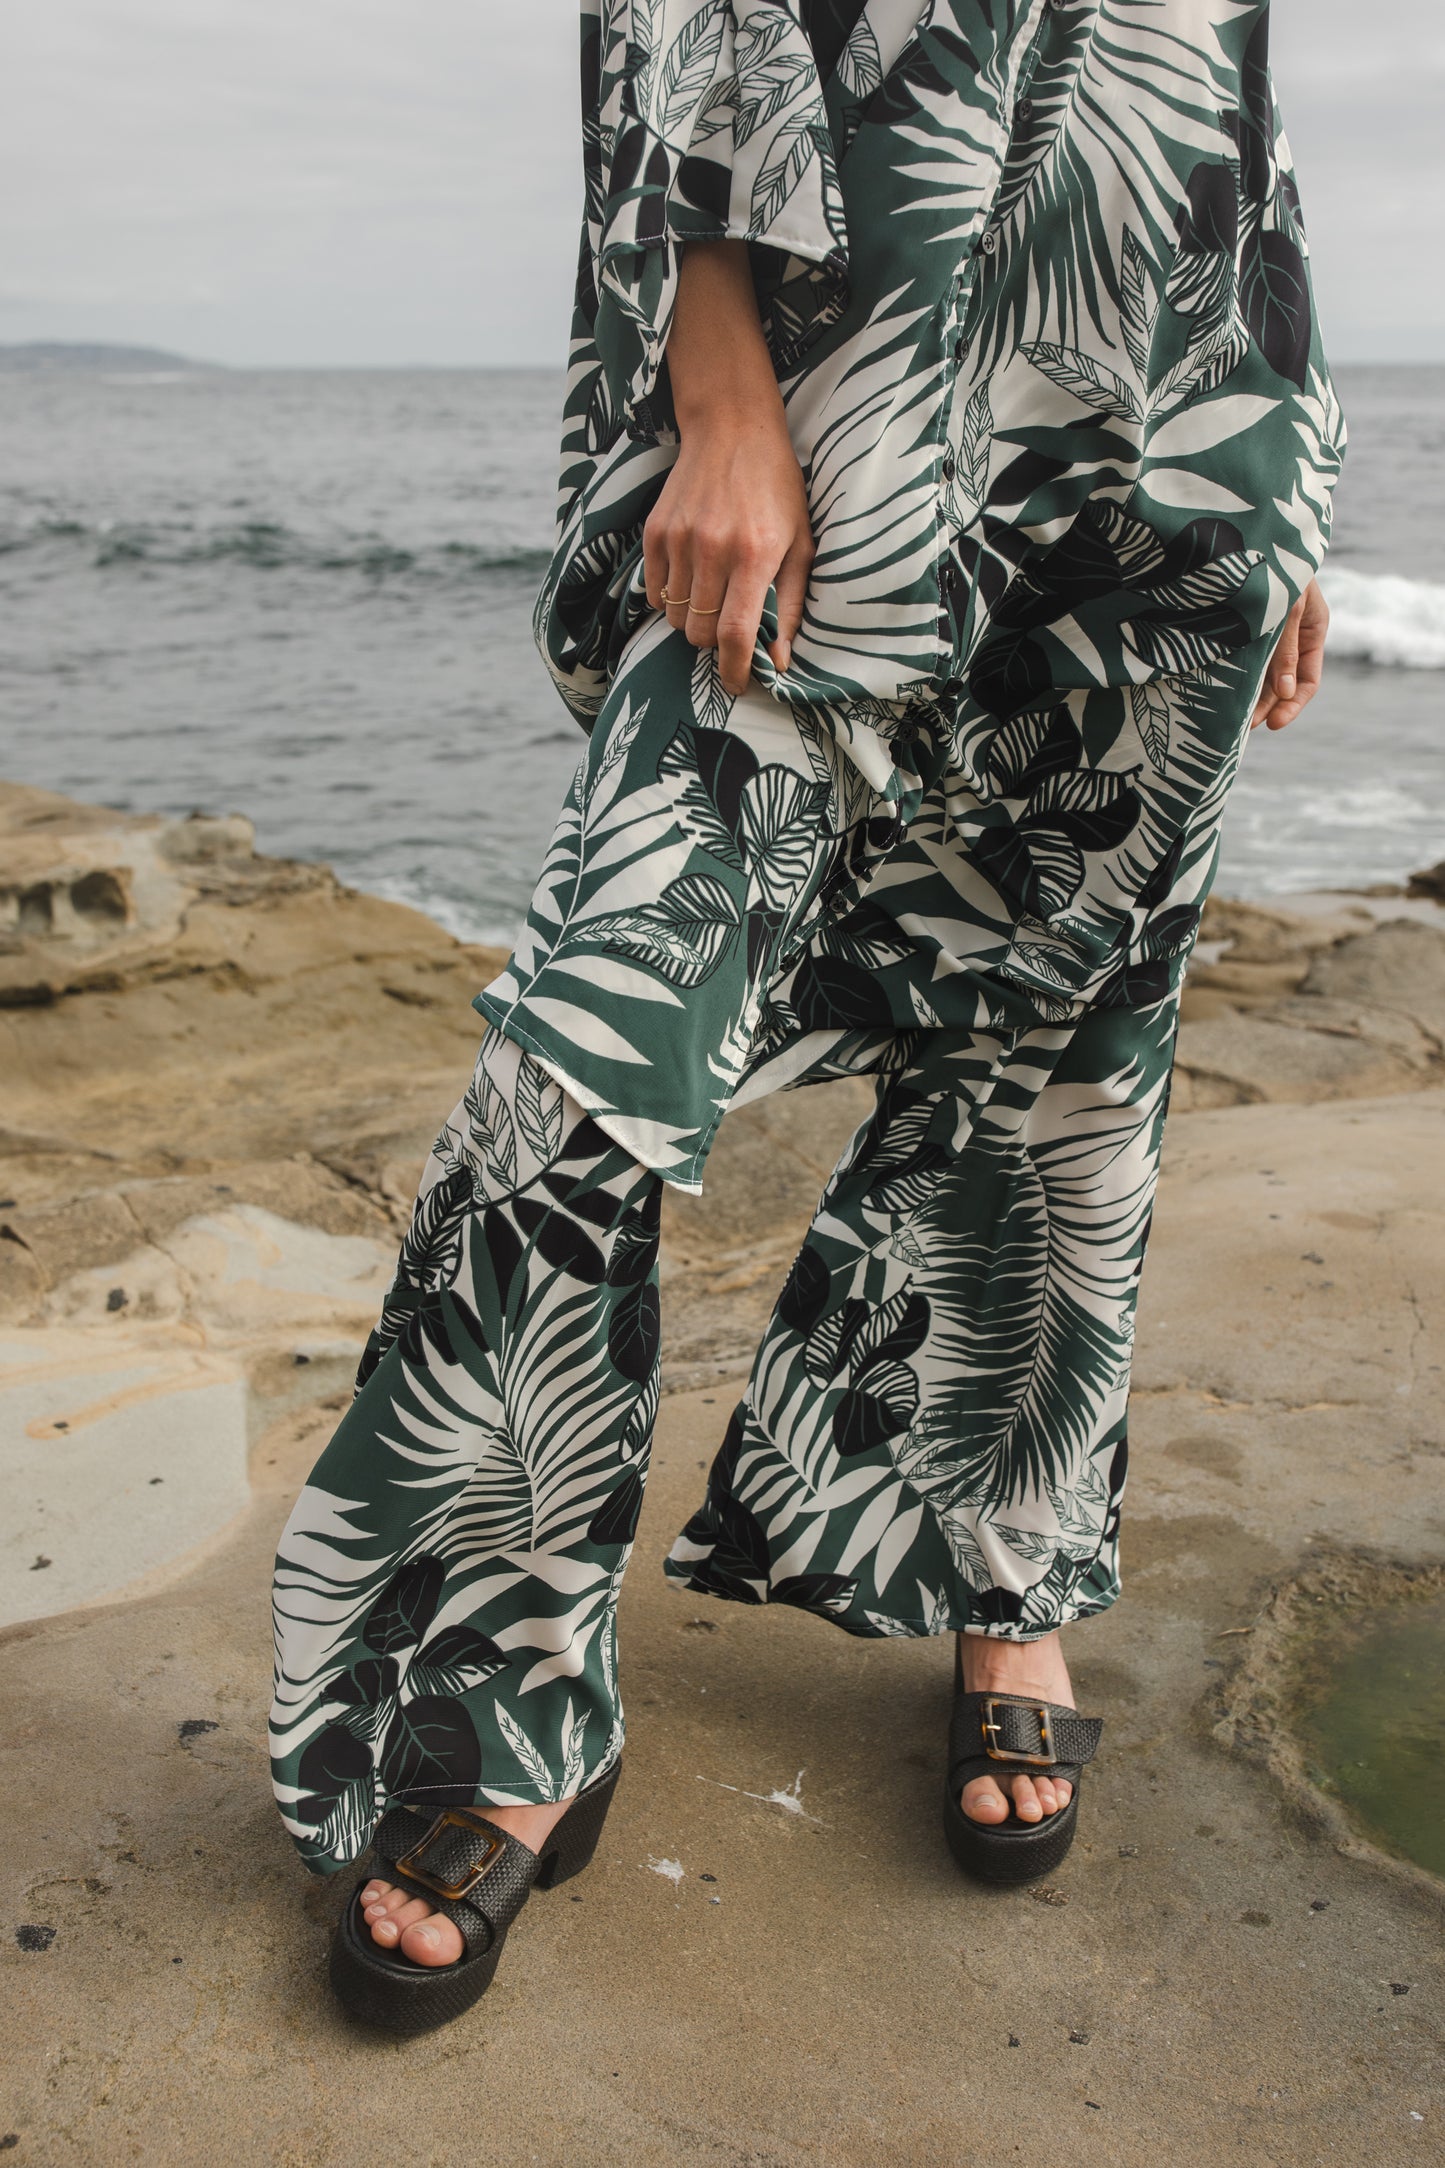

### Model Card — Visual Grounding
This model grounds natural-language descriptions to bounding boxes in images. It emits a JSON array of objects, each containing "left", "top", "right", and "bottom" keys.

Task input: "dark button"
[
  {"left": 954, "top": 335, "right": 967, "bottom": 364},
  {"left": 1016, "top": 96, "right": 1033, "bottom": 120},
  {"left": 942, "top": 451, "right": 956, "bottom": 481}
]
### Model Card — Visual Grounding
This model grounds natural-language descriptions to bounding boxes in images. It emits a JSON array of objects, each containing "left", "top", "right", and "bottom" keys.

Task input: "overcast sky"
[{"left": 3, "top": 0, "right": 1441, "bottom": 367}]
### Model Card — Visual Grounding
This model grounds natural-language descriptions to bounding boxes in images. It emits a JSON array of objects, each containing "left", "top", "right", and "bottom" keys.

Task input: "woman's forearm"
[
  {"left": 666, "top": 240, "right": 782, "bottom": 429},
  {"left": 643, "top": 241, "right": 814, "bottom": 692}
]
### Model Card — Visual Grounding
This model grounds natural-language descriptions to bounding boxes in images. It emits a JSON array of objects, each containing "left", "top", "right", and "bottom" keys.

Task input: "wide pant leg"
[
  {"left": 271, "top": 632, "right": 883, "bottom": 1873},
  {"left": 666, "top": 992, "right": 1181, "bottom": 1641},
  {"left": 270, "top": 1029, "right": 664, "bottom": 1871}
]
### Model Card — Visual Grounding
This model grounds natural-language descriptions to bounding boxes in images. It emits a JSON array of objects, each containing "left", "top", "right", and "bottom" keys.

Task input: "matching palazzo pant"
[{"left": 270, "top": 611, "right": 1216, "bottom": 1875}]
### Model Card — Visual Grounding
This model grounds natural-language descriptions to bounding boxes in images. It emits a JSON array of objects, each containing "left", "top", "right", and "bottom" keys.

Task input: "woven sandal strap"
[
  {"left": 370, "top": 1805, "right": 541, "bottom": 1957},
  {"left": 948, "top": 1692, "right": 1102, "bottom": 1786}
]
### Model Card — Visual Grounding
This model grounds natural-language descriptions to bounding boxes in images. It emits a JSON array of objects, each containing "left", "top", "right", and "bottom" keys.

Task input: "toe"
[
  {"left": 1010, "top": 1776, "right": 1043, "bottom": 1822},
  {"left": 400, "top": 1915, "right": 465, "bottom": 1967},
  {"left": 961, "top": 1777, "right": 1010, "bottom": 1825},
  {"left": 1055, "top": 1778, "right": 1073, "bottom": 1809}
]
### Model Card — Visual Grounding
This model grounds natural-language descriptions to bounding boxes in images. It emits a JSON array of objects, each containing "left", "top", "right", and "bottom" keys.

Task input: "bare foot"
[
  {"left": 957, "top": 1629, "right": 1074, "bottom": 1827},
  {"left": 359, "top": 1798, "right": 572, "bottom": 1968}
]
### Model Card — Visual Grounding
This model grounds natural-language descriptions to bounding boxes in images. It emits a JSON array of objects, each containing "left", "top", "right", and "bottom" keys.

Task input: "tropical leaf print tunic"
[{"left": 536, "top": 0, "right": 1343, "bottom": 1001}]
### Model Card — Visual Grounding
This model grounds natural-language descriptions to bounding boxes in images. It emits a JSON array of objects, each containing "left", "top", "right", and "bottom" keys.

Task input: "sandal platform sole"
[
  {"left": 330, "top": 1762, "right": 620, "bottom": 2035},
  {"left": 941, "top": 1777, "right": 1081, "bottom": 1886}
]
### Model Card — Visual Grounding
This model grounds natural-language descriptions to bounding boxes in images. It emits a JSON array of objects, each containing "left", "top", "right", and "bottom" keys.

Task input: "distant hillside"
[{"left": 0, "top": 342, "right": 217, "bottom": 373}]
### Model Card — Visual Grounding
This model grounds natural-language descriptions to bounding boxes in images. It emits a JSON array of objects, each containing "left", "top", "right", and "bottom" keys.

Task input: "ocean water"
[{"left": 0, "top": 362, "right": 1441, "bottom": 947}]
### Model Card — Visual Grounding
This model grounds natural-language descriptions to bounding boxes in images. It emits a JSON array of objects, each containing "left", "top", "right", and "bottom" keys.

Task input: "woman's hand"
[
  {"left": 1252, "top": 577, "right": 1328, "bottom": 730},
  {"left": 644, "top": 241, "right": 813, "bottom": 696}
]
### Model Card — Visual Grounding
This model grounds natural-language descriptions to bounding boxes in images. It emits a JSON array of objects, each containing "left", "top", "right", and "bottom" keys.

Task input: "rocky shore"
[{"left": 2, "top": 779, "right": 1442, "bottom": 2164}]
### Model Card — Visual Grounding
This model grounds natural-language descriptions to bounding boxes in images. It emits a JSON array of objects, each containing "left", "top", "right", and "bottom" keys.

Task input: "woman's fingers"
[
  {"left": 717, "top": 560, "right": 774, "bottom": 695},
  {"left": 643, "top": 514, "right": 694, "bottom": 628},
  {"left": 642, "top": 514, "right": 668, "bottom": 614},
  {"left": 1252, "top": 578, "right": 1329, "bottom": 732},
  {"left": 769, "top": 534, "right": 813, "bottom": 674},
  {"left": 663, "top": 549, "right": 694, "bottom": 631},
  {"left": 1266, "top": 578, "right": 1329, "bottom": 731},
  {"left": 1253, "top": 596, "right": 1301, "bottom": 728}
]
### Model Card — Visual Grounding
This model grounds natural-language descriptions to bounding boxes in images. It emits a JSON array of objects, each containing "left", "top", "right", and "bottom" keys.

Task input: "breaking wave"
[
  {"left": 1320, "top": 567, "right": 1445, "bottom": 670},
  {"left": 0, "top": 515, "right": 551, "bottom": 582}
]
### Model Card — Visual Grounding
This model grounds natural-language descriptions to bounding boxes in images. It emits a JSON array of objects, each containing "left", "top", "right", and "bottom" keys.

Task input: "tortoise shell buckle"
[
  {"left": 980, "top": 1698, "right": 1054, "bottom": 1767},
  {"left": 394, "top": 1809, "right": 507, "bottom": 1902}
]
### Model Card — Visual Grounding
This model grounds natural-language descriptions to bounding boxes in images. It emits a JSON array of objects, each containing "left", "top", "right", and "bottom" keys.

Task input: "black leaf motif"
[
  {"left": 295, "top": 1722, "right": 372, "bottom": 1825},
  {"left": 1157, "top": 516, "right": 1246, "bottom": 579},
  {"left": 1124, "top": 602, "right": 1250, "bottom": 676},
  {"left": 587, "top": 1461, "right": 646, "bottom": 1547},
  {"left": 1238, "top": 11, "right": 1275, "bottom": 208},
  {"left": 777, "top": 1242, "right": 831, "bottom": 1332},
  {"left": 971, "top": 823, "right": 1084, "bottom": 919},
  {"left": 407, "top": 1627, "right": 509, "bottom": 1698},
  {"left": 542, "top": 1171, "right": 622, "bottom": 1230},
  {"left": 972, "top": 1586, "right": 1026, "bottom": 1629},
  {"left": 330, "top": 1655, "right": 398, "bottom": 1708},
  {"left": 847, "top": 1290, "right": 931, "bottom": 1376},
  {"left": 970, "top": 625, "right": 1062, "bottom": 722},
  {"left": 1098, "top": 954, "right": 1176, "bottom": 1009},
  {"left": 770, "top": 1572, "right": 859, "bottom": 1613},
  {"left": 808, "top": 1295, "right": 871, "bottom": 1383},
  {"left": 1174, "top": 161, "right": 1238, "bottom": 256},
  {"left": 1026, "top": 771, "right": 1142, "bottom": 852},
  {"left": 483, "top": 1206, "right": 526, "bottom": 1308},
  {"left": 1136, "top": 831, "right": 1185, "bottom": 911},
  {"left": 832, "top": 1367, "right": 920, "bottom": 1456},
  {"left": 980, "top": 706, "right": 1082, "bottom": 798},
  {"left": 789, "top": 953, "right": 894, "bottom": 1030},
  {"left": 397, "top": 1166, "right": 472, "bottom": 1293},
  {"left": 1242, "top": 228, "right": 1311, "bottom": 389},
  {"left": 379, "top": 1694, "right": 483, "bottom": 1802},
  {"left": 362, "top": 1556, "right": 444, "bottom": 1657},
  {"left": 535, "top": 1210, "right": 608, "bottom": 1286},
  {"left": 862, "top": 1142, "right": 951, "bottom": 1216},
  {"left": 607, "top": 1200, "right": 660, "bottom": 1287},
  {"left": 609, "top": 1280, "right": 660, "bottom": 1382},
  {"left": 659, "top": 722, "right": 757, "bottom": 842},
  {"left": 987, "top": 447, "right": 1072, "bottom": 509}
]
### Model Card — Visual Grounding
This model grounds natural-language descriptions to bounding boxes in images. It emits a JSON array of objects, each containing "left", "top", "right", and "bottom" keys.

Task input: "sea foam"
[{"left": 1320, "top": 568, "right": 1445, "bottom": 670}]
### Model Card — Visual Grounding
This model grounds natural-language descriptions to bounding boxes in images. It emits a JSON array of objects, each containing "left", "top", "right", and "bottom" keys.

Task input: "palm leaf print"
[
  {"left": 463, "top": 1060, "right": 518, "bottom": 1194},
  {"left": 587, "top": 870, "right": 742, "bottom": 986},
  {"left": 495, "top": 1704, "right": 557, "bottom": 1796},
  {"left": 514, "top": 1053, "right": 565, "bottom": 1167},
  {"left": 1022, "top": 342, "right": 1143, "bottom": 424},
  {"left": 736, "top": 50, "right": 817, "bottom": 143},
  {"left": 1118, "top": 230, "right": 1157, "bottom": 379},
  {"left": 653, "top": 4, "right": 728, "bottom": 141},
  {"left": 836, "top": 14, "right": 882, "bottom": 99},
  {"left": 751, "top": 113, "right": 818, "bottom": 231}
]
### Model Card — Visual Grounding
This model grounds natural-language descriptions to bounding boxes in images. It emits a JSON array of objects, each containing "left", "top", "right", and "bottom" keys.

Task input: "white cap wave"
[{"left": 1319, "top": 568, "right": 1445, "bottom": 670}]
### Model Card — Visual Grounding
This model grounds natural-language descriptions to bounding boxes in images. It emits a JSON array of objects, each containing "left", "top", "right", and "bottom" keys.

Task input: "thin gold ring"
[
  {"left": 687, "top": 602, "right": 723, "bottom": 615},
  {"left": 660, "top": 585, "right": 690, "bottom": 607}
]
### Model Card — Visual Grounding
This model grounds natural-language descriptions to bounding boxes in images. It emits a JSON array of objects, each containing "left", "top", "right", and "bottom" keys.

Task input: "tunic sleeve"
[{"left": 578, "top": 0, "right": 850, "bottom": 443}]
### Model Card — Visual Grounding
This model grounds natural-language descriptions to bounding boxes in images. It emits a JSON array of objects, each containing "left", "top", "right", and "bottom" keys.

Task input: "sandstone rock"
[{"left": 1178, "top": 895, "right": 1445, "bottom": 1106}]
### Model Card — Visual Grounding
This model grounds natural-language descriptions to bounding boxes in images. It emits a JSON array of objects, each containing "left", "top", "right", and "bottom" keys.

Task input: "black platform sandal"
[
  {"left": 329, "top": 1761, "right": 621, "bottom": 2034},
  {"left": 942, "top": 1661, "right": 1102, "bottom": 1886}
]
